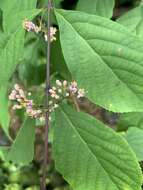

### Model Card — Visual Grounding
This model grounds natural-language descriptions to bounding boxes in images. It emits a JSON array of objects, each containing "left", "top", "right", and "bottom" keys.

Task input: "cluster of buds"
[
  {"left": 23, "top": 19, "right": 41, "bottom": 33},
  {"left": 9, "top": 81, "right": 86, "bottom": 122},
  {"left": 9, "top": 84, "right": 44, "bottom": 122},
  {"left": 49, "top": 80, "right": 85, "bottom": 101},
  {"left": 47, "top": 80, "right": 85, "bottom": 115},
  {"left": 44, "top": 27, "right": 57, "bottom": 42},
  {"left": 22, "top": 20, "right": 57, "bottom": 42}
]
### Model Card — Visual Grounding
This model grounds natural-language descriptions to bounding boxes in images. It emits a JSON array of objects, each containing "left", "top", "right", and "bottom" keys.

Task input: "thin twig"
[
  {"left": 40, "top": 0, "right": 52, "bottom": 189},
  {"left": 71, "top": 96, "right": 80, "bottom": 112}
]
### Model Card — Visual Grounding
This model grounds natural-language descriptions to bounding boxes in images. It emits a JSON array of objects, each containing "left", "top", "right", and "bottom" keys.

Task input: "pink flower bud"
[
  {"left": 14, "top": 84, "right": 20, "bottom": 91},
  {"left": 63, "top": 80, "right": 67, "bottom": 86},
  {"left": 56, "top": 80, "right": 62, "bottom": 86}
]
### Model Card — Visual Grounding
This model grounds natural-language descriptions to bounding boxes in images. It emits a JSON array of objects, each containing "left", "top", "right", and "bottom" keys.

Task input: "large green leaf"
[
  {"left": 55, "top": 9, "right": 143, "bottom": 112},
  {"left": 4, "top": 9, "right": 41, "bottom": 33},
  {"left": 125, "top": 127, "right": 143, "bottom": 161},
  {"left": 1, "top": 0, "right": 39, "bottom": 32},
  {"left": 76, "top": 0, "right": 115, "bottom": 18},
  {"left": 53, "top": 105, "right": 142, "bottom": 190},
  {"left": 0, "top": 11, "right": 38, "bottom": 80},
  {"left": 117, "top": 5, "right": 143, "bottom": 38},
  {"left": 0, "top": 29, "right": 24, "bottom": 87},
  {"left": 0, "top": 9, "right": 40, "bottom": 133},
  {"left": 5, "top": 118, "right": 35, "bottom": 164},
  {"left": 1, "top": 0, "right": 37, "bottom": 15}
]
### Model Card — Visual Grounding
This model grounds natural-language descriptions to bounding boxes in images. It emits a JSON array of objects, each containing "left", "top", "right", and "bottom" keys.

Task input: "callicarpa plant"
[{"left": 1, "top": 0, "right": 143, "bottom": 190}]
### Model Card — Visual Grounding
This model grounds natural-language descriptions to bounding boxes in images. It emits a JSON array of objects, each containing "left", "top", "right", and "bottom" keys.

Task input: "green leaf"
[
  {"left": 5, "top": 118, "right": 35, "bottom": 164},
  {"left": 1, "top": 0, "right": 37, "bottom": 14},
  {"left": 117, "top": 5, "right": 143, "bottom": 38},
  {"left": 55, "top": 9, "right": 143, "bottom": 112},
  {"left": 1, "top": 0, "right": 39, "bottom": 33},
  {"left": 4, "top": 9, "right": 41, "bottom": 33},
  {"left": 125, "top": 127, "right": 143, "bottom": 161},
  {"left": 0, "top": 9, "right": 41, "bottom": 86},
  {"left": 53, "top": 105, "right": 142, "bottom": 190},
  {"left": 0, "top": 86, "right": 9, "bottom": 135},
  {"left": 0, "top": 29, "right": 24, "bottom": 87},
  {"left": 117, "top": 112, "right": 143, "bottom": 131},
  {"left": 0, "top": 9, "right": 40, "bottom": 133},
  {"left": 76, "top": 0, "right": 115, "bottom": 18}
]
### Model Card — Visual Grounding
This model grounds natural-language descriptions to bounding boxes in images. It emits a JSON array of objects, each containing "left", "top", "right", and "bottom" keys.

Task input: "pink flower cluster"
[
  {"left": 49, "top": 80, "right": 85, "bottom": 101},
  {"left": 23, "top": 20, "right": 40, "bottom": 33},
  {"left": 9, "top": 81, "right": 85, "bottom": 122},
  {"left": 22, "top": 20, "right": 57, "bottom": 42},
  {"left": 44, "top": 27, "right": 57, "bottom": 42},
  {"left": 9, "top": 84, "right": 44, "bottom": 121}
]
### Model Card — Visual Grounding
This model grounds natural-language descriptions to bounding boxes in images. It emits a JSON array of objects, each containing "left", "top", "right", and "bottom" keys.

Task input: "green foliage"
[
  {"left": 4, "top": 184, "right": 22, "bottom": 190},
  {"left": 0, "top": 0, "right": 40, "bottom": 135},
  {"left": 0, "top": 29, "right": 25, "bottom": 86},
  {"left": 4, "top": 118, "right": 35, "bottom": 164},
  {"left": 118, "top": 112, "right": 143, "bottom": 131},
  {"left": 125, "top": 127, "right": 143, "bottom": 161},
  {"left": 76, "top": 0, "right": 115, "bottom": 18},
  {"left": 1, "top": 0, "right": 143, "bottom": 189},
  {"left": 53, "top": 105, "right": 142, "bottom": 190},
  {"left": 1, "top": 0, "right": 39, "bottom": 32},
  {"left": 55, "top": 9, "right": 143, "bottom": 112},
  {"left": 117, "top": 4, "right": 143, "bottom": 38}
]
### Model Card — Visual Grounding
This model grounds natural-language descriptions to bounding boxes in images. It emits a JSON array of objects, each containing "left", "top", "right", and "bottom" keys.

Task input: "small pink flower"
[
  {"left": 14, "top": 84, "right": 20, "bottom": 91},
  {"left": 63, "top": 80, "right": 67, "bottom": 87},
  {"left": 9, "top": 93, "right": 16, "bottom": 100},
  {"left": 19, "top": 89, "right": 25, "bottom": 98},
  {"left": 69, "top": 81, "right": 78, "bottom": 94},
  {"left": 49, "top": 89, "right": 59, "bottom": 99},
  {"left": 26, "top": 100, "right": 33, "bottom": 107},
  {"left": 56, "top": 80, "right": 62, "bottom": 86}
]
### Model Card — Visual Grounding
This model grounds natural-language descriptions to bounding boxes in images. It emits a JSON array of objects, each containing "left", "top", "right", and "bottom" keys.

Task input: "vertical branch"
[{"left": 41, "top": 0, "right": 52, "bottom": 189}]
